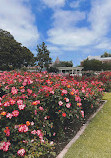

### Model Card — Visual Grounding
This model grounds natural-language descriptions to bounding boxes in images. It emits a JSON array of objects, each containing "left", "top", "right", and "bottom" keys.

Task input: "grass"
[{"left": 64, "top": 92, "right": 111, "bottom": 158}]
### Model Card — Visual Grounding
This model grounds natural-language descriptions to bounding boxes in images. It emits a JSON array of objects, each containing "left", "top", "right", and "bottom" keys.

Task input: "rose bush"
[
  {"left": 98, "top": 71, "right": 111, "bottom": 92},
  {"left": 73, "top": 71, "right": 111, "bottom": 92},
  {"left": 0, "top": 71, "right": 104, "bottom": 157}
]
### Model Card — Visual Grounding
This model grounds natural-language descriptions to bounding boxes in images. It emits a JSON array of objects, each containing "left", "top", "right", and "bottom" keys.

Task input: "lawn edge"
[{"left": 56, "top": 100, "right": 107, "bottom": 158}]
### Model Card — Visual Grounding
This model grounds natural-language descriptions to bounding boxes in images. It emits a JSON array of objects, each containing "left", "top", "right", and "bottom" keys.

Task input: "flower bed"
[
  {"left": 0, "top": 71, "right": 104, "bottom": 157},
  {"left": 98, "top": 72, "right": 111, "bottom": 92},
  {"left": 73, "top": 71, "right": 111, "bottom": 92}
]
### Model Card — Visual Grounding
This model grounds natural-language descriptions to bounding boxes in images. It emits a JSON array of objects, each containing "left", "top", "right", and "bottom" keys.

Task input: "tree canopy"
[
  {"left": 101, "top": 52, "right": 111, "bottom": 57},
  {"left": 53, "top": 61, "right": 73, "bottom": 67},
  {"left": 82, "top": 59, "right": 103, "bottom": 71},
  {"left": 36, "top": 42, "right": 52, "bottom": 71},
  {"left": 82, "top": 58, "right": 111, "bottom": 71},
  {"left": 0, "top": 29, "right": 35, "bottom": 70}
]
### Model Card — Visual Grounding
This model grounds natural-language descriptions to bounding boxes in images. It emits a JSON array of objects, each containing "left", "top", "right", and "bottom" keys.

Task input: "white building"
[
  {"left": 87, "top": 56, "right": 111, "bottom": 63},
  {"left": 58, "top": 67, "right": 83, "bottom": 76}
]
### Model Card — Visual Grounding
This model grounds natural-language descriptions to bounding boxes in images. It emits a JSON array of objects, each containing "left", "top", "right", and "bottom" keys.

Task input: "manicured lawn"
[{"left": 64, "top": 92, "right": 111, "bottom": 158}]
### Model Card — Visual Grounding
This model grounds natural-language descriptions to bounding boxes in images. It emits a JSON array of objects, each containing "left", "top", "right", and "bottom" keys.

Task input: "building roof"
[
  {"left": 58, "top": 67, "right": 83, "bottom": 70},
  {"left": 88, "top": 56, "right": 111, "bottom": 61},
  {"left": 88, "top": 56, "right": 101, "bottom": 60},
  {"left": 55, "top": 57, "right": 60, "bottom": 64}
]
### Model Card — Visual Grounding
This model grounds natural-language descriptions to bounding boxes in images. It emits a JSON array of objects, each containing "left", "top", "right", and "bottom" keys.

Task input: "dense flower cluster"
[
  {"left": 0, "top": 141, "right": 11, "bottom": 152},
  {"left": 17, "top": 148, "right": 26, "bottom": 157},
  {"left": 98, "top": 71, "right": 111, "bottom": 92},
  {"left": 74, "top": 71, "right": 111, "bottom": 92},
  {"left": 0, "top": 71, "right": 104, "bottom": 157}
]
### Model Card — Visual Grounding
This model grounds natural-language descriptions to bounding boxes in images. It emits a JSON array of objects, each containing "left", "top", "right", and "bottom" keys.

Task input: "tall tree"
[
  {"left": 0, "top": 29, "right": 35, "bottom": 70},
  {"left": 36, "top": 42, "right": 52, "bottom": 71},
  {"left": 101, "top": 52, "right": 111, "bottom": 57}
]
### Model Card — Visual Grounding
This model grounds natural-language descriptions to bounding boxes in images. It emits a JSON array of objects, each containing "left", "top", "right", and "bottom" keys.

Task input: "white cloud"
[
  {"left": 47, "top": 45, "right": 63, "bottom": 57},
  {"left": 47, "top": 9, "right": 91, "bottom": 48},
  {"left": 47, "top": 45, "right": 60, "bottom": 52},
  {"left": 70, "top": 0, "right": 84, "bottom": 8},
  {"left": 89, "top": 0, "right": 111, "bottom": 36},
  {"left": 52, "top": 10, "right": 86, "bottom": 29},
  {"left": 46, "top": 0, "right": 111, "bottom": 53},
  {"left": 95, "top": 39, "right": 111, "bottom": 49},
  {"left": 41, "top": 0, "right": 66, "bottom": 8},
  {"left": 0, "top": 0, "right": 39, "bottom": 48},
  {"left": 48, "top": 28, "right": 97, "bottom": 48}
]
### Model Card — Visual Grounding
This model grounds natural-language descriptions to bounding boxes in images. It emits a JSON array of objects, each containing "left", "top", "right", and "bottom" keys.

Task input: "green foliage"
[
  {"left": 101, "top": 52, "right": 111, "bottom": 57},
  {"left": 102, "top": 62, "right": 111, "bottom": 70},
  {"left": 0, "top": 29, "right": 35, "bottom": 70},
  {"left": 82, "top": 58, "right": 111, "bottom": 71},
  {"left": 36, "top": 42, "right": 52, "bottom": 71},
  {"left": 53, "top": 61, "right": 73, "bottom": 68},
  {"left": 82, "top": 59, "right": 103, "bottom": 71},
  {"left": 25, "top": 139, "right": 55, "bottom": 158},
  {"left": 47, "top": 66, "right": 59, "bottom": 73}
]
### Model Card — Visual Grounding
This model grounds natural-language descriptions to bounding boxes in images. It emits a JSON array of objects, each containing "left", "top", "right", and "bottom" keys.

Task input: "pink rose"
[
  {"left": 66, "top": 103, "right": 71, "bottom": 108},
  {"left": 6, "top": 113, "right": 13, "bottom": 119},
  {"left": 27, "top": 89, "right": 32, "bottom": 95},
  {"left": 18, "top": 125, "right": 28, "bottom": 133},
  {"left": 11, "top": 87, "right": 18, "bottom": 95},
  {"left": 9, "top": 99, "right": 16, "bottom": 105},
  {"left": 80, "top": 110, "right": 84, "bottom": 118},
  {"left": 20, "top": 89, "right": 25, "bottom": 93},
  {"left": 1, "top": 141, "right": 11, "bottom": 151},
  {"left": 34, "top": 110, "right": 37, "bottom": 115},
  {"left": 50, "top": 91, "right": 54, "bottom": 94},
  {"left": 28, "top": 79, "right": 33, "bottom": 84},
  {"left": 23, "top": 140, "right": 28, "bottom": 144},
  {"left": 77, "top": 103, "right": 82, "bottom": 107},
  {"left": 17, "top": 99, "right": 23, "bottom": 105},
  {"left": 65, "top": 98, "right": 69, "bottom": 102},
  {"left": 18, "top": 104, "right": 26, "bottom": 110},
  {"left": 36, "top": 130, "right": 43, "bottom": 140},
  {"left": 17, "top": 148, "right": 26, "bottom": 157},
  {"left": 31, "top": 121, "right": 34, "bottom": 126},
  {"left": 75, "top": 96, "right": 81, "bottom": 102},
  {"left": 22, "top": 82, "right": 27, "bottom": 86},
  {"left": 58, "top": 101, "right": 63, "bottom": 106},
  {"left": 12, "top": 110, "right": 19, "bottom": 117},
  {"left": 4, "top": 101, "right": 10, "bottom": 107},
  {"left": 36, "top": 130, "right": 41, "bottom": 136},
  {"left": 61, "top": 89, "right": 67, "bottom": 95},
  {"left": 0, "top": 142, "right": 10, "bottom": 151},
  {"left": 39, "top": 106, "right": 44, "bottom": 111},
  {"left": 31, "top": 130, "right": 36, "bottom": 135}
]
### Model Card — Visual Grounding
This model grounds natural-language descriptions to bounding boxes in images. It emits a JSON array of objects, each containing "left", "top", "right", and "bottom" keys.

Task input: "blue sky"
[{"left": 0, "top": 0, "right": 111, "bottom": 66}]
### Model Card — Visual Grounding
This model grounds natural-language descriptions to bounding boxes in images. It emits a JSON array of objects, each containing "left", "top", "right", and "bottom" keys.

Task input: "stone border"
[{"left": 56, "top": 100, "right": 107, "bottom": 158}]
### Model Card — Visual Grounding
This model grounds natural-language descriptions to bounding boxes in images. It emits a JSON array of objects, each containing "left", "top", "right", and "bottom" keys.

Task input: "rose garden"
[{"left": 0, "top": 70, "right": 110, "bottom": 157}]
